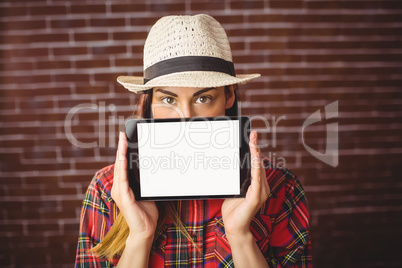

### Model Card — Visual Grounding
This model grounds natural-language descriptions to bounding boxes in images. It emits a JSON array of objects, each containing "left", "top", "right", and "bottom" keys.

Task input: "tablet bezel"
[{"left": 125, "top": 116, "right": 251, "bottom": 201}]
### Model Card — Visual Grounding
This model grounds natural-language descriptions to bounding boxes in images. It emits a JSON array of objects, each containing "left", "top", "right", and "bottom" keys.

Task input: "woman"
[{"left": 75, "top": 14, "right": 311, "bottom": 267}]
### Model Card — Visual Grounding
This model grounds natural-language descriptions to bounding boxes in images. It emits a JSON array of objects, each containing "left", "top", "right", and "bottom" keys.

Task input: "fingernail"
[{"left": 119, "top": 131, "right": 124, "bottom": 141}]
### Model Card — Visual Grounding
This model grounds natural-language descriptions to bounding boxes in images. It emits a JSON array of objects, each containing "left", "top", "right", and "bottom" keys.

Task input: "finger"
[
  {"left": 113, "top": 132, "right": 129, "bottom": 193},
  {"left": 118, "top": 131, "right": 128, "bottom": 180},
  {"left": 250, "top": 130, "right": 262, "bottom": 188}
]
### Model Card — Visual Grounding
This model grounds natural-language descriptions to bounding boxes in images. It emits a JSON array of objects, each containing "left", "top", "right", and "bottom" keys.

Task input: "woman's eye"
[
  {"left": 196, "top": 96, "right": 211, "bottom": 104},
  {"left": 162, "top": 97, "right": 176, "bottom": 104}
]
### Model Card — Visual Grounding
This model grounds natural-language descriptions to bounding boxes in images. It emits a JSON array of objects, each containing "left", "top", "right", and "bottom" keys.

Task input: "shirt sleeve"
[
  {"left": 75, "top": 168, "right": 118, "bottom": 268},
  {"left": 265, "top": 166, "right": 312, "bottom": 268}
]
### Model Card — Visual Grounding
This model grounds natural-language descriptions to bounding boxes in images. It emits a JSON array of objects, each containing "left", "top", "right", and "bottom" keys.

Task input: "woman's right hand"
[{"left": 111, "top": 132, "right": 159, "bottom": 241}]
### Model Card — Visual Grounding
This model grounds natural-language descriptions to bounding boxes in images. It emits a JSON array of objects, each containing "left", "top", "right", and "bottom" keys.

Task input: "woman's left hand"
[{"left": 222, "top": 130, "right": 270, "bottom": 238}]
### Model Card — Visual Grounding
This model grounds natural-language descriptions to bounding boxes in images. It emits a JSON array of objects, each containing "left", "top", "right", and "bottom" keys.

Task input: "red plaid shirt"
[{"left": 75, "top": 160, "right": 312, "bottom": 267}]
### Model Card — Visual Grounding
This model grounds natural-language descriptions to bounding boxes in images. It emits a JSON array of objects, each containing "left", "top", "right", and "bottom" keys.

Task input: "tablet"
[{"left": 125, "top": 116, "right": 251, "bottom": 201}]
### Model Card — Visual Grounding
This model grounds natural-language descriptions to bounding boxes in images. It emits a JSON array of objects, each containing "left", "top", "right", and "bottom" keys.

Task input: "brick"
[
  {"left": 27, "top": 223, "right": 60, "bottom": 233},
  {"left": 58, "top": 99, "right": 93, "bottom": 109},
  {"left": 24, "top": 176, "right": 59, "bottom": 186},
  {"left": 38, "top": 111, "right": 70, "bottom": 122},
  {"left": 0, "top": 99, "right": 18, "bottom": 110},
  {"left": 111, "top": 3, "right": 147, "bottom": 13},
  {"left": 69, "top": 124, "right": 96, "bottom": 134},
  {"left": 306, "top": 53, "right": 402, "bottom": 63},
  {"left": 2, "top": 60, "right": 34, "bottom": 71},
  {"left": 191, "top": 2, "right": 225, "bottom": 11},
  {"left": 74, "top": 32, "right": 108, "bottom": 42},
  {"left": 0, "top": 223, "right": 24, "bottom": 233},
  {"left": 36, "top": 60, "right": 71, "bottom": 70},
  {"left": 48, "top": 245, "right": 77, "bottom": 264},
  {"left": 149, "top": 3, "right": 186, "bottom": 12},
  {"left": 130, "top": 17, "right": 159, "bottom": 26},
  {"left": 284, "top": 66, "right": 400, "bottom": 76},
  {"left": 25, "top": 200, "right": 60, "bottom": 212},
  {"left": 0, "top": 19, "right": 46, "bottom": 31},
  {"left": 0, "top": 6, "right": 28, "bottom": 17},
  {"left": 306, "top": 1, "right": 402, "bottom": 10},
  {"left": 0, "top": 138, "right": 33, "bottom": 149},
  {"left": 43, "top": 187, "right": 77, "bottom": 196},
  {"left": 250, "top": 41, "right": 286, "bottom": 50},
  {"left": 19, "top": 99, "right": 54, "bottom": 110},
  {"left": 228, "top": 41, "right": 245, "bottom": 51},
  {"left": 61, "top": 199, "right": 83, "bottom": 209},
  {"left": 1, "top": 74, "right": 52, "bottom": 85},
  {"left": 52, "top": 73, "right": 90, "bottom": 83},
  {"left": 63, "top": 222, "right": 80, "bottom": 232},
  {"left": 227, "top": 28, "right": 264, "bottom": 37},
  {"left": 52, "top": 46, "right": 88, "bottom": 56},
  {"left": 14, "top": 247, "right": 48, "bottom": 266},
  {"left": 41, "top": 208, "right": 77, "bottom": 220},
  {"left": 91, "top": 45, "right": 128, "bottom": 55},
  {"left": 1, "top": 201, "right": 23, "bottom": 211},
  {"left": 1, "top": 47, "right": 48, "bottom": 59},
  {"left": 50, "top": 19, "right": 87, "bottom": 29},
  {"left": 21, "top": 162, "right": 71, "bottom": 172},
  {"left": 75, "top": 59, "right": 111, "bottom": 69},
  {"left": 0, "top": 177, "right": 23, "bottom": 186},
  {"left": 23, "top": 150, "right": 57, "bottom": 160},
  {"left": 34, "top": 86, "right": 72, "bottom": 96},
  {"left": 287, "top": 40, "right": 402, "bottom": 50},
  {"left": 29, "top": 5, "right": 67, "bottom": 16},
  {"left": 93, "top": 72, "right": 124, "bottom": 82},
  {"left": 267, "top": 54, "right": 303, "bottom": 63},
  {"left": 234, "top": 54, "right": 268, "bottom": 64},
  {"left": 269, "top": 1, "right": 304, "bottom": 9},
  {"left": 75, "top": 85, "right": 110, "bottom": 95},
  {"left": 342, "top": 27, "right": 402, "bottom": 36},
  {"left": 61, "top": 175, "right": 90, "bottom": 184},
  {"left": 231, "top": 1, "right": 265, "bottom": 10},
  {"left": 7, "top": 188, "right": 43, "bottom": 197},
  {"left": 70, "top": 4, "right": 106, "bottom": 14},
  {"left": 90, "top": 18, "right": 126, "bottom": 27},
  {"left": 60, "top": 148, "right": 95, "bottom": 158},
  {"left": 75, "top": 161, "right": 109, "bottom": 170},
  {"left": 114, "top": 58, "right": 142, "bottom": 68},
  {"left": 75, "top": 112, "right": 99, "bottom": 122},
  {"left": 48, "top": 235, "right": 79, "bottom": 251},
  {"left": 113, "top": 30, "right": 148, "bottom": 41}
]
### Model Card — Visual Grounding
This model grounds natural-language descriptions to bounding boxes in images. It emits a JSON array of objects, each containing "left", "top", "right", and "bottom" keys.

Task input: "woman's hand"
[
  {"left": 111, "top": 132, "right": 159, "bottom": 241},
  {"left": 221, "top": 130, "right": 271, "bottom": 267},
  {"left": 222, "top": 130, "right": 270, "bottom": 238}
]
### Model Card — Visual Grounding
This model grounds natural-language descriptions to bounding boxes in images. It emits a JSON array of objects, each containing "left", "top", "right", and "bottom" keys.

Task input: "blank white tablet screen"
[{"left": 137, "top": 119, "right": 240, "bottom": 197}]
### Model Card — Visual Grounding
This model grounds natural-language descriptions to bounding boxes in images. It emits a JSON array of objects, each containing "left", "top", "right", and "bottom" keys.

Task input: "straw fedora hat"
[{"left": 117, "top": 14, "right": 260, "bottom": 94}]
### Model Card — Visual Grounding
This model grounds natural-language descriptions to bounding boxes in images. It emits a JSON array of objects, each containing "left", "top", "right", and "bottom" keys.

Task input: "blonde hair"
[{"left": 89, "top": 201, "right": 198, "bottom": 261}]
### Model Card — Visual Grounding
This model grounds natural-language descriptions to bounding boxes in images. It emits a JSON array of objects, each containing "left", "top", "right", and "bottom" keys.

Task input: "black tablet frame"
[{"left": 125, "top": 116, "right": 251, "bottom": 201}]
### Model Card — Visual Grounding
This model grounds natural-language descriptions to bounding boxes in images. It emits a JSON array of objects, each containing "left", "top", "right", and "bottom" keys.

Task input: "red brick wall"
[{"left": 1, "top": 1, "right": 401, "bottom": 267}]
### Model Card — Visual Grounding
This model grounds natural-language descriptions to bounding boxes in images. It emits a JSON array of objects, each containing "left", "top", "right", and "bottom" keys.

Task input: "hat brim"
[{"left": 117, "top": 71, "right": 260, "bottom": 94}]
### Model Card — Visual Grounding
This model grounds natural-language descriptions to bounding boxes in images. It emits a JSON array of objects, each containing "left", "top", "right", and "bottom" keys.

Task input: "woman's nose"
[{"left": 181, "top": 104, "right": 194, "bottom": 118}]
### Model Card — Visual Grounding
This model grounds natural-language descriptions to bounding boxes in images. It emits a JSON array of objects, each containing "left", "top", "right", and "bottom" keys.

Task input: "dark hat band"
[{"left": 143, "top": 56, "right": 236, "bottom": 84}]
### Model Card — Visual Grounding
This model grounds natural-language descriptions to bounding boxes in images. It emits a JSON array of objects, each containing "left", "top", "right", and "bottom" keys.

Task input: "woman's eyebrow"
[
  {"left": 193, "top": 87, "right": 217, "bottom": 97},
  {"left": 154, "top": 89, "right": 178, "bottom": 97},
  {"left": 154, "top": 87, "right": 217, "bottom": 98}
]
